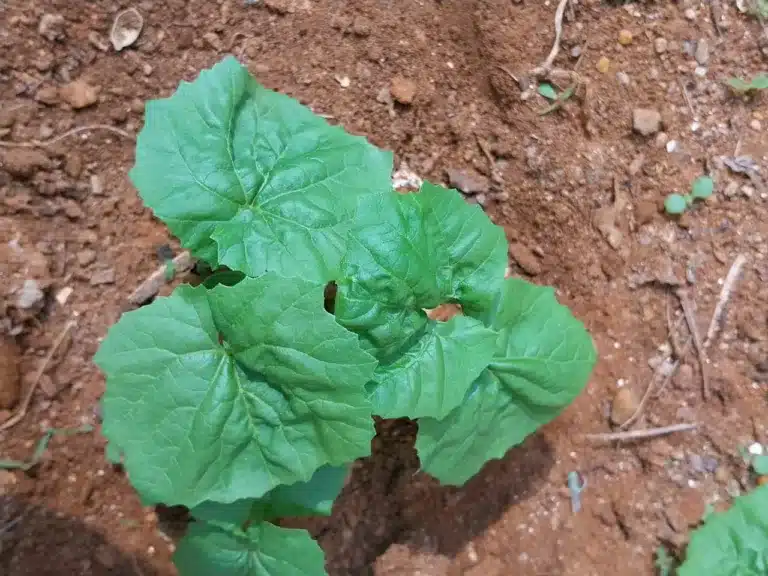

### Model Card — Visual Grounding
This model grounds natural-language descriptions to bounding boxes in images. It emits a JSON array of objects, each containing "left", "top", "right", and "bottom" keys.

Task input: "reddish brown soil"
[{"left": 2, "top": 0, "right": 768, "bottom": 574}]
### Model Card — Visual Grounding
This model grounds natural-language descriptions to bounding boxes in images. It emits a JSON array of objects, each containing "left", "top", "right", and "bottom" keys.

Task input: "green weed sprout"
[
  {"left": 664, "top": 176, "right": 714, "bottom": 215},
  {"left": 726, "top": 73, "right": 768, "bottom": 96}
]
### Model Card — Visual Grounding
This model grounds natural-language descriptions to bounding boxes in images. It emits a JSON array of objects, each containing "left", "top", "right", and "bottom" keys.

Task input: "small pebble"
[
  {"left": 618, "top": 29, "right": 633, "bottom": 46},
  {"left": 694, "top": 66, "right": 707, "bottom": 78},
  {"left": 596, "top": 56, "right": 611, "bottom": 74},
  {"left": 694, "top": 39, "right": 710, "bottom": 65},
  {"left": 632, "top": 108, "right": 662, "bottom": 136},
  {"left": 666, "top": 140, "right": 679, "bottom": 153},
  {"left": 684, "top": 7, "right": 696, "bottom": 20},
  {"left": 748, "top": 442, "right": 764, "bottom": 456},
  {"left": 750, "top": 119, "right": 762, "bottom": 131},
  {"left": 616, "top": 72, "right": 630, "bottom": 86},
  {"left": 16, "top": 279, "right": 44, "bottom": 309},
  {"left": 654, "top": 37, "right": 668, "bottom": 54},
  {"left": 570, "top": 46, "right": 582, "bottom": 59}
]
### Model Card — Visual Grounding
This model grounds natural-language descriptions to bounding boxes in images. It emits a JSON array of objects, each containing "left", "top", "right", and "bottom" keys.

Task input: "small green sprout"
[
  {"left": 538, "top": 83, "right": 558, "bottom": 100},
  {"left": 726, "top": 73, "right": 768, "bottom": 95},
  {"left": 664, "top": 176, "right": 714, "bottom": 215},
  {"left": 539, "top": 84, "right": 576, "bottom": 115}
]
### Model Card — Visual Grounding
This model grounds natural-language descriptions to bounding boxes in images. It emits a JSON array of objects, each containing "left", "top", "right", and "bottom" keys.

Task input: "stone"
[
  {"left": 1, "top": 148, "right": 51, "bottom": 178},
  {"left": 202, "top": 32, "right": 222, "bottom": 51},
  {"left": 16, "top": 279, "right": 44, "bottom": 310},
  {"left": 610, "top": 387, "right": 638, "bottom": 426},
  {"left": 654, "top": 37, "right": 668, "bottom": 54},
  {"left": 63, "top": 199, "right": 84, "bottom": 220},
  {"left": 35, "top": 85, "right": 59, "bottom": 106},
  {"left": 38, "top": 13, "right": 65, "bottom": 42},
  {"left": 633, "top": 108, "right": 662, "bottom": 136},
  {"left": 596, "top": 56, "right": 611, "bottom": 74},
  {"left": 59, "top": 80, "right": 100, "bottom": 109},
  {"left": 694, "top": 39, "right": 710, "bottom": 65},
  {"left": 616, "top": 71, "right": 630, "bottom": 86},
  {"left": 684, "top": 7, "right": 696, "bottom": 20},
  {"left": 64, "top": 154, "right": 83, "bottom": 178},
  {"left": 750, "top": 119, "right": 762, "bottom": 132},
  {"left": 390, "top": 76, "right": 417, "bottom": 105},
  {"left": 618, "top": 29, "right": 633, "bottom": 46},
  {"left": 509, "top": 243, "right": 542, "bottom": 276},
  {"left": 77, "top": 249, "right": 96, "bottom": 266},
  {"left": 0, "top": 338, "right": 21, "bottom": 410},
  {"left": 90, "top": 268, "right": 116, "bottom": 286},
  {"left": 446, "top": 168, "right": 489, "bottom": 195}
]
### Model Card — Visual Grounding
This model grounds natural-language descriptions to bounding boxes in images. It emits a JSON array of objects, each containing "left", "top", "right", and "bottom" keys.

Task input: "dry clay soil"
[{"left": 2, "top": 0, "right": 768, "bottom": 574}]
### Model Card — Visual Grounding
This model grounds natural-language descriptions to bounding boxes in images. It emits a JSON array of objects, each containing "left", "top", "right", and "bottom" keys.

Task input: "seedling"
[
  {"left": 0, "top": 425, "right": 92, "bottom": 471},
  {"left": 94, "top": 56, "right": 597, "bottom": 575},
  {"left": 664, "top": 176, "right": 714, "bottom": 215},
  {"left": 726, "top": 73, "right": 768, "bottom": 96},
  {"left": 539, "top": 83, "right": 576, "bottom": 115}
]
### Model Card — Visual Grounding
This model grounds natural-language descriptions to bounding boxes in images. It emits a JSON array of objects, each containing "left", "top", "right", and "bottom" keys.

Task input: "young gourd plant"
[{"left": 94, "top": 56, "right": 597, "bottom": 575}]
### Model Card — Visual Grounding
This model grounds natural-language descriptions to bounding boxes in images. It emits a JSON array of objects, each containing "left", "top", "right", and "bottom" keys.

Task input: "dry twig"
[
  {"left": 0, "top": 125, "right": 134, "bottom": 148},
  {"left": 585, "top": 422, "right": 698, "bottom": 443},
  {"left": 0, "top": 320, "right": 76, "bottom": 431},
  {"left": 676, "top": 288, "right": 709, "bottom": 400},
  {"left": 128, "top": 251, "right": 194, "bottom": 306},
  {"left": 530, "top": 0, "right": 570, "bottom": 78},
  {"left": 704, "top": 254, "right": 747, "bottom": 349}
]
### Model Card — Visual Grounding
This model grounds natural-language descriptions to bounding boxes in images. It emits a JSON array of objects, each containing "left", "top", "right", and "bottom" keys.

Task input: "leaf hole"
[{"left": 324, "top": 282, "right": 338, "bottom": 314}]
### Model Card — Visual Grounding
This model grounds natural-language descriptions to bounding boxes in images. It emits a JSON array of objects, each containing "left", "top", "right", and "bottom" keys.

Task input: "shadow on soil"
[
  {"left": 289, "top": 418, "right": 555, "bottom": 575},
  {"left": 0, "top": 496, "right": 157, "bottom": 576}
]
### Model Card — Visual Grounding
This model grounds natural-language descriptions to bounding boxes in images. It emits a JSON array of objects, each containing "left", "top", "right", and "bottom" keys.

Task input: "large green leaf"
[
  {"left": 415, "top": 278, "right": 596, "bottom": 484},
  {"left": 130, "top": 55, "right": 393, "bottom": 278},
  {"left": 191, "top": 464, "right": 349, "bottom": 525},
  {"left": 174, "top": 521, "right": 326, "bottom": 576},
  {"left": 678, "top": 485, "right": 768, "bottom": 575},
  {"left": 94, "top": 275, "right": 377, "bottom": 508},
  {"left": 334, "top": 182, "right": 507, "bottom": 420}
]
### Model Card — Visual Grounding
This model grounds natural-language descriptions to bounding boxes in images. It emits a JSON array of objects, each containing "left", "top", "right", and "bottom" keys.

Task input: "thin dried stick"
[
  {"left": 128, "top": 251, "right": 194, "bottom": 306},
  {"left": 676, "top": 288, "right": 709, "bottom": 400},
  {"left": 0, "top": 125, "right": 134, "bottom": 148},
  {"left": 618, "top": 311, "right": 687, "bottom": 430},
  {"left": 585, "top": 422, "right": 698, "bottom": 443},
  {"left": 678, "top": 78, "right": 697, "bottom": 119},
  {"left": 704, "top": 254, "right": 747, "bottom": 349},
  {"left": 530, "top": 0, "right": 570, "bottom": 77},
  {"left": 0, "top": 320, "right": 76, "bottom": 431}
]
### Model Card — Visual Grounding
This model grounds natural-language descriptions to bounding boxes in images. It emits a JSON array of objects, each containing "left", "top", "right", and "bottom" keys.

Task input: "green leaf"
[
  {"left": 678, "top": 484, "right": 768, "bottom": 575},
  {"left": 130, "top": 55, "right": 393, "bottom": 279},
  {"left": 751, "top": 74, "right": 768, "bottom": 90},
  {"left": 664, "top": 193, "right": 688, "bottom": 215},
  {"left": 174, "top": 521, "right": 326, "bottom": 576},
  {"left": 335, "top": 183, "right": 507, "bottom": 419},
  {"left": 94, "top": 274, "right": 377, "bottom": 509},
  {"left": 415, "top": 278, "right": 596, "bottom": 484},
  {"left": 191, "top": 464, "right": 349, "bottom": 525},
  {"left": 691, "top": 176, "right": 714, "bottom": 200},
  {"left": 727, "top": 77, "right": 751, "bottom": 93},
  {"left": 538, "top": 83, "right": 557, "bottom": 100},
  {"left": 753, "top": 455, "right": 768, "bottom": 475}
]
